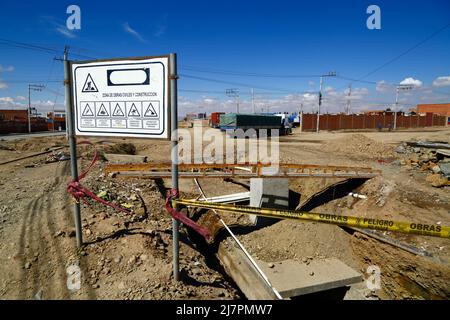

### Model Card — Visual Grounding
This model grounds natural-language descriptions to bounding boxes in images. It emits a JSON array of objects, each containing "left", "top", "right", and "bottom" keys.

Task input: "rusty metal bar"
[{"left": 104, "top": 162, "right": 380, "bottom": 179}]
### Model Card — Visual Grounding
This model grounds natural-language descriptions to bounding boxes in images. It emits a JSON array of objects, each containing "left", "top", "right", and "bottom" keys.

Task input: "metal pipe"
[
  {"left": 64, "top": 46, "right": 83, "bottom": 248},
  {"left": 170, "top": 53, "right": 180, "bottom": 281}
]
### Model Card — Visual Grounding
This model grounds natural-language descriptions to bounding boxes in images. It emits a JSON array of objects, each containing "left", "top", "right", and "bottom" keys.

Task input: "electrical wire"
[{"left": 180, "top": 65, "right": 320, "bottom": 78}]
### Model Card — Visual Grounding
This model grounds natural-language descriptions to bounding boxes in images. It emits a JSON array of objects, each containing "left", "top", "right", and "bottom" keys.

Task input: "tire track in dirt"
[
  {"left": 15, "top": 161, "right": 96, "bottom": 299},
  {"left": 16, "top": 163, "right": 66, "bottom": 298}
]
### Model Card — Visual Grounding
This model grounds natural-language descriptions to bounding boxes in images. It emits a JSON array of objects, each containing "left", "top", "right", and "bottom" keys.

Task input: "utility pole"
[
  {"left": 28, "top": 84, "right": 45, "bottom": 133},
  {"left": 346, "top": 84, "right": 352, "bottom": 115},
  {"left": 251, "top": 88, "right": 255, "bottom": 114},
  {"left": 226, "top": 88, "right": 240, "bottom": 114},
  {"left": 394, "top": 84, "right": 413, "bottom": 130},
  {"left": 316, "top": 71, "right": 336, "bottom": 133}
]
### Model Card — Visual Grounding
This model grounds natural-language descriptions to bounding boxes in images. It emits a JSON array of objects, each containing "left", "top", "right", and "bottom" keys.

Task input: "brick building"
[{"left": 416, "top": 103, "right": 450, "bottom": 116}]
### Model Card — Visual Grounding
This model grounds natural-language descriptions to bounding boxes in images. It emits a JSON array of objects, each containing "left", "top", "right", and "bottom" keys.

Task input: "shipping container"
[{"left": 210, "top": 112, "right": 225, "bottom": 128}]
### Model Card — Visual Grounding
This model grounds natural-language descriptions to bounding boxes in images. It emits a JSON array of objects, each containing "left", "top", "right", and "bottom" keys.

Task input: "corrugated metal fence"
[{"left": 301, "top": 113, "right": 446, "bottom": 131}]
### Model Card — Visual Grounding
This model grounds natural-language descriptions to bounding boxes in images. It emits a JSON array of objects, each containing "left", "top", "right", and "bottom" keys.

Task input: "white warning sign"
[
  {"left": 81, "top": 103, "right": 94, "bottom": 117},
  {"left": 97, "top": 103, "right": 109, "bottom": 117},
  {"left": 112, "top": 103, "right": 125, "bottom": 117},
  {"left": 82, "top": 74, "right": 98, "bottom": 93},
  {"left": 71, "top": 56, "right": 169, "bottom": 139},
  {"left": 144, "top": 102, "right": 158, "bottom": 117},
  {"left": 128, "top": 103, "right": 141, "bottom": 117}
]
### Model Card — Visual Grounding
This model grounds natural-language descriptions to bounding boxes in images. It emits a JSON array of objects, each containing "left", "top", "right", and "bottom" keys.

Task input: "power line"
[
  {"left": 357, "top": 22, "right": 450, "bottom": 82},
  {"left": 180, "top": 65, "right": 321, "bottom": 78},
  {"left": 0, "top": 38, "right": 95, "bottom": 59},
  {"left": 180, "top": 73, "right": 295, "bottom": 92}
]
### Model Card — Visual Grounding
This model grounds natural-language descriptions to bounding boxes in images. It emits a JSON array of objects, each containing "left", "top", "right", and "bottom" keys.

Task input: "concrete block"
[
  {"left": 258, "top": 258, "right": 363, "bottom": 298},
  {"left": 249, "top": 178, "right": 289, "bottom": 227}
]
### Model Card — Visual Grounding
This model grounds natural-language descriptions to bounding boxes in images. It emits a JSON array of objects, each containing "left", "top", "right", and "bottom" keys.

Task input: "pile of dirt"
[
  {"left": 105, "top": 143, "right": 137, "bottom": 155},
  {"left": 238, "top": 220, "right": 358, "bottom": 269},
  {"left": 325, "top": 134, "right": 395, "bottom": 159},
  {"left": 9, "top": 136, "right": 66, "bottom": 152}
]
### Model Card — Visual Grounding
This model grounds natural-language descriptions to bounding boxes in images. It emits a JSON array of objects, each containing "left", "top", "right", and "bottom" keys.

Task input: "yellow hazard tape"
[{"left": 173, "top": 199, "right": 450, "bottom": 239}]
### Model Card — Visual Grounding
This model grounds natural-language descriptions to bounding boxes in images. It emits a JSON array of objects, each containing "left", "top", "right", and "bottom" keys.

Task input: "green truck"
[{"left": 219, "top": 113, "right": 292, "bottom": 136}]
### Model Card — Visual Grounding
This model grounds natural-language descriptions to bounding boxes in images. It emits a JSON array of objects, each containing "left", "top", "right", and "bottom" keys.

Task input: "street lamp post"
[
  {"left": 316, "top": 72, "right": 336, "bottom": 133},
  {"left": 28, "top": 84, "right": 45, "bottom": 133},
  {"left": 394, "top": 84, "right": 413, "bottom": 130}
]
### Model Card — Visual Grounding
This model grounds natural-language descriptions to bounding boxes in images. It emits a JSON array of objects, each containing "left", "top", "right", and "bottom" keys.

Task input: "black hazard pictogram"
[
  {"left": 82, "top": 73, "right": 98, "bottom": 93},
  {"left": 97, "top": 103, "right": 109, "bottom": 116},
  {"left": 128, "top": 103, "right": 140, "bottom": 117},
  {"left": 112, "top": 103, "right": 125, "bottom": 117},
  {"left": 82, "top": 103, "right": 94, "bottom": 116},
  {"left": 144, "top": 102, "right": 158, "bottom": 118}
]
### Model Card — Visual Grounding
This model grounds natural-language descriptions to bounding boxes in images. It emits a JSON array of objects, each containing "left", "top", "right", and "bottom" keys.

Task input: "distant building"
[
  {"left": 47, "top": 110, "right": 67, "bottom": 131},
  {"left": 416, "top": 103, "right": 450, "bottom": 116},
  {"left": 0, "top": 109, "right": 28, "bottom": 121},
  {"left": 363, "top": 109, "right": 387, "bottom": 115},
  {"left": 0, "top": 109, "right": 48, "bottom": 134},
  {"left": 185, "top": 112, "right": 207, "bottom": 121}
]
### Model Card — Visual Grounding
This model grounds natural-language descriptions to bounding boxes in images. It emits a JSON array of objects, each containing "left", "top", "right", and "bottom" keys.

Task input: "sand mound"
[{"left": 325, "top": 134, "right": 394, "bottom": 158}]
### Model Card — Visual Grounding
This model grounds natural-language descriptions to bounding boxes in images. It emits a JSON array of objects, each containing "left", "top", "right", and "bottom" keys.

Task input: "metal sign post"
[
  {"left": 67, "top": 52, "right": 177, "bottom": 277},
  {"left": 169, "top": 53, "right": 180, "bottom": 281},
  {"left": 64, "top": 48, "right": 83, "bottom": 248}
]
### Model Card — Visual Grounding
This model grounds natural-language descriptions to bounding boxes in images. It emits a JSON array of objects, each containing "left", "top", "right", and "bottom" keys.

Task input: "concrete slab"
[
  {"left": 249, "top": 178, "right": 289, "bottom": 227},
  {"left": 217, "top": 239, "right": 279, "bottom": 300},
  {"left": 257, "top": 258, "right": 363, "bottom": 298}
]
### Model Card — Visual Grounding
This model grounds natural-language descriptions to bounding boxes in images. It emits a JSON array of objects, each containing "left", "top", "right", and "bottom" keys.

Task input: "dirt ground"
[{"left": 0, "top": 126, "right": 449, "bottom": 300}]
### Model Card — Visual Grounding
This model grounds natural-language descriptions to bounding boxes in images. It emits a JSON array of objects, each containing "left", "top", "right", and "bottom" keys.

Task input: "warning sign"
[
  {"left": 71, "top": 56, "right": 169, "bottom": 139},
  {"left": 81, "top": 103, "right": 94, "bottom": 116},
  {"left": 128, "top": 103, "right": 141, "bottom": 117},
  {"left": 82, "top": 74, "right": 98, "bottom": 93},
  {"left": 112, "top": 103, "right": 125, "bottom": 117},
  {"left": 144, "top": 102, "right": 158, "bottom": 117},
  {"left": 97, "top": 103, "right": 109, "bottom": 117}
]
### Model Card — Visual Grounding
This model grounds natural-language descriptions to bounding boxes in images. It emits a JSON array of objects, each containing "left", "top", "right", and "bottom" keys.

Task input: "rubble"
[{"left": 396, "top": 141, "right": 450, "bottom": 188}]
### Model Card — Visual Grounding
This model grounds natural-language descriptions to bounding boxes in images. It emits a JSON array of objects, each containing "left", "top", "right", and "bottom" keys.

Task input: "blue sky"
[{"left": 0, "top": 0, "right": 449, "bottom": 115}]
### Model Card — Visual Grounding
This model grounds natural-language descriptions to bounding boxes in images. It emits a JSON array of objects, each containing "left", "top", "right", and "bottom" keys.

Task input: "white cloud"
[
  {"left": 0, "top": 80, "right": 7, "bottom": 89},
  {"left": 302, "top": 93, "right": 317, "bottom": 101},
  {"left": 40, "top": 16, "right": 77, "bottom": 39},
  {"left": 123, "top": 22, "right": 147, "bottom": 43},
  {"left": 16, "top": 96, "right": 26, "bottom": 101},
  {"left": 56, "top": 26, "right": 76, "bottom": 38},
  {"left": 376, "top": 80, "right": 391, "bottom": 92},
  {"left": 0, "top": 97, "right": 13, "bottom": 103},
  {"left": 0, "top": 65, "right": 14, "bottom": 72},
  {"left": 154, "top": 15, "right": 168, "bottom": 37},
  {"left": 400, "top": 77, "right": 423, "bottom": 87},
  {"left": 432, "top": 76, "right": 450, "bottom": 87}
]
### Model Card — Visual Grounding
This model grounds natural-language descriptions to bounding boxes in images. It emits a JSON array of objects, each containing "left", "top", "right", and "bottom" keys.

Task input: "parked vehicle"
[
  {"left": 219, "top": 113, "right": 292, "bottom": 136},
  {"left": 209, "top": 112, "right": 225, "bottom": 128}
]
